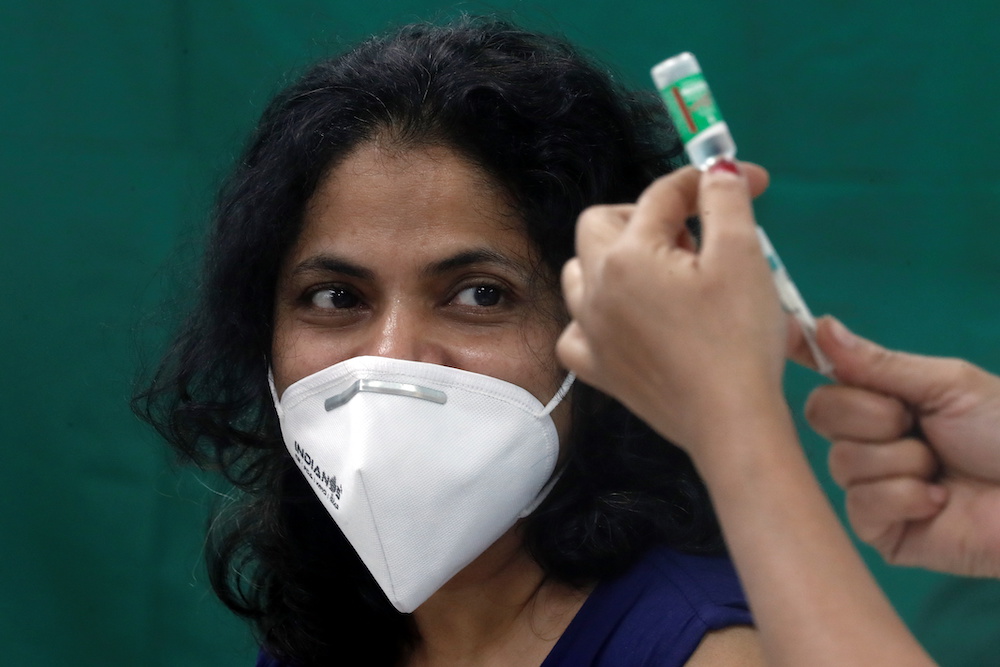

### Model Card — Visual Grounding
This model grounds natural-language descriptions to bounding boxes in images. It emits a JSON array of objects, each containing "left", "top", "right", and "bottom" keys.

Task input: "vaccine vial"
[{"left": 651, "top": 52, "right": 736, "bottom": 170}]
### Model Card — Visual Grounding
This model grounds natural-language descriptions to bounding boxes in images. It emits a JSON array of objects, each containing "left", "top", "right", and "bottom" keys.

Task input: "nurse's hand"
[
  {"left": 804, "top": 318, "right": 1000, "bottom": 578},
  {"left": 557, "top": 160, "right": 781, "bottom": 458}
]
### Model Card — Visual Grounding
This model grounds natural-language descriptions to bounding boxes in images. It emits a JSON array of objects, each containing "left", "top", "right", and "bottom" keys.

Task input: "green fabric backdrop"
[{"left": 2, "top": 1, "right": 998, "bottom": 665}]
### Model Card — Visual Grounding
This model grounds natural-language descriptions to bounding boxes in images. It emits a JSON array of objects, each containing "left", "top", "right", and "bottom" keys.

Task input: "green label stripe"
[{"left": 658, "top": 73, "right": 724, "bottom": 143}]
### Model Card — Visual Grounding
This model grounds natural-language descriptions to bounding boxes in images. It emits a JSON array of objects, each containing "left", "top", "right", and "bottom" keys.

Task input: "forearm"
[{"left": 691, "top": 398, "right": 936, "bottom": 666}]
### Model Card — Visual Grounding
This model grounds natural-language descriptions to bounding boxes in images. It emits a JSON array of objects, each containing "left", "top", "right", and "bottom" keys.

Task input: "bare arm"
[{"left": 557, "top": 161, "right": 935, "bottom": 666}]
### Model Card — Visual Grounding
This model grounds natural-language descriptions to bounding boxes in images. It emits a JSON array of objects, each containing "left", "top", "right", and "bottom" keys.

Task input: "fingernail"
[
  {"left": 828, "top": 317, "right": 859, "bottom": 349},
  {"left": 708, "top": 158, "right": 740, "bottom": 175}
]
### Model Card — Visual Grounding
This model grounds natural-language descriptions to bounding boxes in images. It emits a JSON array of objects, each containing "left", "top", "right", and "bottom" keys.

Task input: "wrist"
[{"left": 686, "top": 392, "right": 800, "bottom": 488}]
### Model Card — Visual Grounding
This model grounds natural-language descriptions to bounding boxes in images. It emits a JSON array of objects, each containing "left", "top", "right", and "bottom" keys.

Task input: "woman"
[{"left": 135, "top": 17, "right": 762, "bottom": 666}]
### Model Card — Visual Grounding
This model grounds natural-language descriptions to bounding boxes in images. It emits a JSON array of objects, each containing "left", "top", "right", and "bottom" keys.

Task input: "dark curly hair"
[{"left": 134, "top": 16, "right": 721, "bottom": 666}]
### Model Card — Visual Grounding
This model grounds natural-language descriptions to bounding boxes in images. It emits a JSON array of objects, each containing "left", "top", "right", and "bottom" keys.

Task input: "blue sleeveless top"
[
  {"left": 257, "top": 546, "right": 751, "bottom": 666},
  {"left": 541, "top": 546, "right": 752, "bottom": 665}
]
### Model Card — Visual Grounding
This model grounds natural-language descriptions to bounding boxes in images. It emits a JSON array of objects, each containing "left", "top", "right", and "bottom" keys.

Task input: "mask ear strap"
[{"left": 539, "top": 372, "right": 575, "bottom": 418}]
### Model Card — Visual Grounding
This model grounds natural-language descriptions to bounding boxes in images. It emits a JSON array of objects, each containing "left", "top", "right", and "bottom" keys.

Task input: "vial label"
[{"left": 658, "top": 73, "right": 724, "bottom": 143}]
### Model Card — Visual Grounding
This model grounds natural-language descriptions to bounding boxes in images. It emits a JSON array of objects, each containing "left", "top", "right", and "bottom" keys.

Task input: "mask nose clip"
[{"left": 324, "top": 379, "right": 448, "bottom": 411}]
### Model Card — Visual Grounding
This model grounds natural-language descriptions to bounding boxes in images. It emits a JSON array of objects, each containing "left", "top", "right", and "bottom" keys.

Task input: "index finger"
[
  {"left": 625, "top": 161, "right": 770, "bottom": 249},
  {"left": 805, "top": 383, "right": 915, "bottom": 442},
  {"left": 574, "top": 204, "right": 634, "bottom": 268},
  {"left": 626, "top": 166, "right": 702, "bottom": 247}
]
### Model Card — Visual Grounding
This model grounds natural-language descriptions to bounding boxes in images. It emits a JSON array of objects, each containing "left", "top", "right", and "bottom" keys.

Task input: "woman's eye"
[
  {"left": 310, "top": 287, "right": 360, "bottom": 309},
  {"left": 453, "top": 284, "right": 504, "bottom": 307}
]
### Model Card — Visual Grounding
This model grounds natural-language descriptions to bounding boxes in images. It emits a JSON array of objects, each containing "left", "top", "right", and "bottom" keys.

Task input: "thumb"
[{"left": 816, "top": 316, "right": 954, "bottom": 407}]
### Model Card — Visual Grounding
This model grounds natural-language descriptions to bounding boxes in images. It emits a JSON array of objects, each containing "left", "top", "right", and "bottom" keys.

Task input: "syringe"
[{"left": 651, "top": 52, "right": 835, "bottom": 377}]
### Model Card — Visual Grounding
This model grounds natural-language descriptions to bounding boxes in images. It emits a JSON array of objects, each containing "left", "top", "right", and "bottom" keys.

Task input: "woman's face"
[{"left": 272, "top": 142, "right": 570, "bottom": 434}]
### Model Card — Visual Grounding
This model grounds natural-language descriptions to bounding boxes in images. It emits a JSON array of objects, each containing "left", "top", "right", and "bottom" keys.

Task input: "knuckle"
[
  {"left": 561, "top": 257, "right": 581, "bottom": 284},
  {"left": 555, "top": 330, "right": 588, "bottom": 371},
  {"left": 858, "top": 392, "right": 911, "bottom": 440},
  {"left": 844, "top": 493, "right": 882, "bottom": 544},
  {"left": 803, "top": 388, "right": 833, "bottom": 436},
  {"left": 600, "top": 244, "right": 635, "bottom": 282},
  {"left": 577, "top": 203, "right": 606, "bottom": 223},
  {"left": 943, "top": 357, "right": 980, "bottom": 388},
  {"left": 827, "top": 442, "right": 855, "bottom": 486},
  {"left": 901, "top": 438, "right": 939, "bottom": 477},
  {"left": 641, "top": 169, "right": 698, "bottom": 209},
  {"left": 576, "top": 205, "right": 614, "bottom": 238},
  {"left": 886, "top": 399, "right": 914, "bottom": 438}
]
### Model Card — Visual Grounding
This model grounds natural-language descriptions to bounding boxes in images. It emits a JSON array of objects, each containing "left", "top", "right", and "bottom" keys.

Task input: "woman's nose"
[{"left": 365, "top": 303, "right": 446, "bottom": 365}]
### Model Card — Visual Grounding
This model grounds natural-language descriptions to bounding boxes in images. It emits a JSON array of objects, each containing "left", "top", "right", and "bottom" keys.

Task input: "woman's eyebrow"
[
  {"left": 291, "top": 255, "right": 374, "bottom": 280},
  {"left": 423, "top": 249, "right": 529, "bottom": 278}
]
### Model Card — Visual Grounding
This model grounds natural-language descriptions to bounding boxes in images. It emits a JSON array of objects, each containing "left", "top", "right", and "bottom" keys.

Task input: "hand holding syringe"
[{"left": 651, "top": 52, "right": 835, "bottom": 377}]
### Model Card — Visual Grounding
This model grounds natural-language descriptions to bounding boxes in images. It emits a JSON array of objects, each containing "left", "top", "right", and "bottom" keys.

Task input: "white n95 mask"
[{"left": 270, "top": 355, "right": 574, "bottom": 613}]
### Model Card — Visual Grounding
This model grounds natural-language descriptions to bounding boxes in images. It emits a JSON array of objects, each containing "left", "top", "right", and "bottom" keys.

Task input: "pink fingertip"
[{"left": 708, "top": 158, "right": 740, "bottom": 175}]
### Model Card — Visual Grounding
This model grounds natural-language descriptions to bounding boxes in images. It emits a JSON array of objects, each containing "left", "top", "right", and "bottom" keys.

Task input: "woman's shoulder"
[
  {"left": 598, "top": 545, "right": 750, "bottom": 633},
  {"left": 542, "top": 546, "right": 752, "bottom": 666},
  {"left": 637, "top": 546, "right": 750, "bottom": 616}
]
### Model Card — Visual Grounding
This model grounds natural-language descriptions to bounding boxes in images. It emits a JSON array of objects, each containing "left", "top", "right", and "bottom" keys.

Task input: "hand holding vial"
[
  {"left": 558, "top": 161, "right": 784, "bottom": 456},
  {"left": 556, "top": 53, "right": 937, "bottom": 665}
]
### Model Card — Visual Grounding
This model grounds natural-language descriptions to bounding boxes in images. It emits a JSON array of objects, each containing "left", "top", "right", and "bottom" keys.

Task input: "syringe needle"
[{"left": 755, "top": 227, "right": 834, "bottom": 377}]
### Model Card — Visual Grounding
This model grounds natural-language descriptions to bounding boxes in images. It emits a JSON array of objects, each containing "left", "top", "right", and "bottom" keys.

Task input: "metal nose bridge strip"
[{"left": 324, "top": 379, "right": 448, "bottom": 411}]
